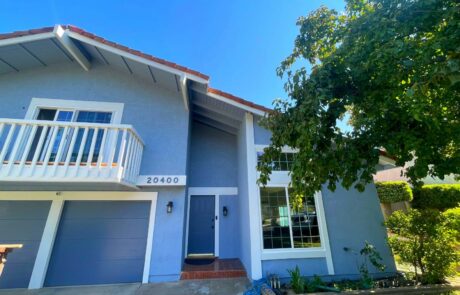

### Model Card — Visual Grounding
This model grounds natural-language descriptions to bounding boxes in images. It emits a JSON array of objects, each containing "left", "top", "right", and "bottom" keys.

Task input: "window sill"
[{"left": 261, "top": 248, "right": 326, "bottom": 260}]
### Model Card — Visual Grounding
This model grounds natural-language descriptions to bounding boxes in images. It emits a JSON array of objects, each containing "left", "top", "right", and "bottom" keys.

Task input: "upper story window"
[
  {"left": 32, "top": 108, "right": 113, "bottom": 163},
  {"left": 25, "top": 98, "right": 124, "bottom": 163},
  {"left": 257, "top": 152, "right": 295, "bottom": 171},
  {"left": 260, "top": 186, "right": 321, "bottom": 250}
]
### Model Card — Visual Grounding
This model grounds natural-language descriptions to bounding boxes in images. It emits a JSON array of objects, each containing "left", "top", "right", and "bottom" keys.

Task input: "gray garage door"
[
  {"left": 0, "top": 201, "right": 51, "bottom": 289},
  {"left": 44, "top": 201, "right": 150, "bottom": 287}
]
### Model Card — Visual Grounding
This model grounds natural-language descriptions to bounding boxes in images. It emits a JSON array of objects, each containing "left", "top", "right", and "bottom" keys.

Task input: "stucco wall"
[
  {"left": 253, "top": 116, "right": 271, "bottom": 145},
  {"left": 0, "top": 63, "right": 191, "bottom": 283},
  {"left": 322, "top": 183, "right": 397, "bottom": 278},
  {"left": 148, "top": 188, "right": 187, "bottom": 282},
  {"left": 188, "top": 121, "right": 237, "bottom": 187},
  {"left": 219, "top": 195, "right": 240, "bottom": 259},
  {"left": 262, "top": 258, "right": 328, "bottom": 279},
  {"left": 0, "top": 63, "right": 189, "bottom": 175},
  {"left": 252, "top": 120, "right": 397, "bottom": 280}
]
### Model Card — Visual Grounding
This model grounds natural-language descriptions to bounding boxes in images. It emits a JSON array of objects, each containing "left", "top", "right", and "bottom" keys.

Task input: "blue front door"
[{"left": 188, "top": 195, "right": 215, "bottom": 255}]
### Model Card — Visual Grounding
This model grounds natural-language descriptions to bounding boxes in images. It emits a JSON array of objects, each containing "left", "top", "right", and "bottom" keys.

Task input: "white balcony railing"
[{"left": 0, "top": 119, "right": 144, "bottom": 187}]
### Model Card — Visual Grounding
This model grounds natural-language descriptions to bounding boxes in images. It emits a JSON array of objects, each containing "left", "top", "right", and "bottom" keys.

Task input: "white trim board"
[
  {"left": 143, "top": 197, "right": 158, "bottom": 284},
  {"left": 25, "top": 98, "right": 125, "bottom": 124},
  {"left": 255, "top": 144, "right": 299, "bottom": 153},
  {"left": 28, "top": 199, "right": 64, "bottom": 289},
  {"left": 54, "top": 26, "right": 90, "bottom": 71},
  {"left": 188, "top": 187, "right": 238, "bottom": 196},
  {"left": 0, "top": 191, "right": 156, "bottom": 201},
  {"left": 0, "top": 191, "right": 158, "bottom": 288},
  {"left": 244, "top": 112, "right": 263, "bottom": 280},
  {"left": 0, "top": 32, "right": 56, "bottom": 48}
]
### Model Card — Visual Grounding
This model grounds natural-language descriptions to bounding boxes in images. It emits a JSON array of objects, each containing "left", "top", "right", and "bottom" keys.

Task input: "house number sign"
[{"left": 137, "top": 175, "right": 186, "bottom": 186}]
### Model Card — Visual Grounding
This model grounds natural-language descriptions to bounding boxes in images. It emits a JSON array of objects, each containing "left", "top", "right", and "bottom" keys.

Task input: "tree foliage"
[{"left": 258, "top": 0, "right": 460, "bottom": 197}]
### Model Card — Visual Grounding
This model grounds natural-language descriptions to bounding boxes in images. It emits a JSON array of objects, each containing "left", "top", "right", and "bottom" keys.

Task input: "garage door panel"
[
  {"left": 62, "top": 201, "right": 150, "bottom": 219},
  {"left": 0, "top": 201, "right": 51, "bottom": 219},
  {"left": 46, "top": 259, "right": 144, "bottom": 286},
  {"left": 0, "top": 220, "right": 48, "bottom": 240},
  {"left": 50, "top": 238, "right": 147, "bottom": 261},
  {"left": 0, "top": 262, "right": 34, "bottom": 289},
  {"left": 0, "top": 201, "right": 51, "bottom": 289},
  {"left": 57, "top": 219, "right": 148, "bottom": 239},
  {"left": 45, "top": 200, "right": 150, "bottom": 287}
]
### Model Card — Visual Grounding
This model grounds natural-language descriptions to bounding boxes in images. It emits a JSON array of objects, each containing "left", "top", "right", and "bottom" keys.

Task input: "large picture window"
[{"left": 260, "top": 187, "right": 321, "bottom": 250}]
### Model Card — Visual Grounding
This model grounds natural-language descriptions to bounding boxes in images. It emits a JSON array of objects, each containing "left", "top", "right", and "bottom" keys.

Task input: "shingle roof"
[{"left": 0, "top": 25, "right": 270, "bottom": 114}]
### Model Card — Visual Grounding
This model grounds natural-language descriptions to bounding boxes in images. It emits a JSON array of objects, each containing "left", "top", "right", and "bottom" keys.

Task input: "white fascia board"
[
  {"left": 53, "top": 25, "right": 91, "bottom": 71},
  {"left": 207, "top": 92, "right": 267, "bottom": 117},
  {"left": 180, "top": 75, "right": 189, "bottom": 111},
  {"left": 65, "top": 31, "right": 208, "bottom": 84},
  {"left": 0, "top": 32, "right": 56, "bottom": 48}
]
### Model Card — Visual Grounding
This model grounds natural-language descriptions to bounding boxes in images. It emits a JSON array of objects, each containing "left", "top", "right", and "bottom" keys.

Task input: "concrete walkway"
[{"left": 0, "top": 278, "right": 250, "bottom": 295}]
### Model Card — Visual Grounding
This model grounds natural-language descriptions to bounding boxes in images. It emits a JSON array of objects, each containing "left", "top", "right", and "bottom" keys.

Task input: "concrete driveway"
[{"left": 0, "top": 278, "right": 250, "bottom": 295}]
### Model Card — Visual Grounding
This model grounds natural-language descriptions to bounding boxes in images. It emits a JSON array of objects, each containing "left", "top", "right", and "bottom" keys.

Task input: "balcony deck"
[{"left": 0, "top": 119, "right": 144, "bottom": 190}]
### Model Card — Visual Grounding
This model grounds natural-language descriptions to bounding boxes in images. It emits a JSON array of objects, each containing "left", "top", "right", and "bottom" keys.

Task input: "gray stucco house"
[{"left": 0, "top": 25, "right": 396, "bottom": 289}]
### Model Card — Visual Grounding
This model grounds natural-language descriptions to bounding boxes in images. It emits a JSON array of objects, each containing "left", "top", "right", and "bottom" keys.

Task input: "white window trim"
[
  {"left": 258, "top": 184, "right": 324, "bottom": 253},
  {"left": 0, "top": 191, "right": 157, "bottom": 288},
  {"left": 255, "top": 144, "right": 335, "bottom": 275},
  {"left": 25, "top": 98, "right": 124, "bottom": 124},
  {"left": 255, "top": 144, "right": 298, "bottom": 153},
  {"left": 258, "top": 185, "right": 334, "bottom": 274}
]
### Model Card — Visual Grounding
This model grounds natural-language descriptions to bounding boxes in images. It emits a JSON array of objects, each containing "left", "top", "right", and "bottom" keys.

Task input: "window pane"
[
  {"left": 36, "top": 109, "right": 56, "bottom": 121},
  {"left": 288, "top": 189, "right": 321, "bottom": 248},
  {"left": 56, "top": 111, "right": 73, "bottom": 122},
  {"left": 75, "top": 111, "right": 112, "bottom": 162},
  {"left": 257, "top": 152, "right": 295, "bottom": 171},
  {"left": 76, "top": 111, "right": 112, "bottom": 124},
  {"left": 260, "top": 187, "right": 292, "bottom": 249}
]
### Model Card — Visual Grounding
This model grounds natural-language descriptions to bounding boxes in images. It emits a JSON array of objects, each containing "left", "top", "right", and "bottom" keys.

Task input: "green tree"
[{"left": 258, "top": 0, "right": 460, "bottom": 197}]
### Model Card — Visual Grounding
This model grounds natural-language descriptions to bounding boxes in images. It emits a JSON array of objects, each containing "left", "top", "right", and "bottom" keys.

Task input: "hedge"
[
  {"left": 443, "top": 207, "right": 460, "bottom": 241},
  {"left": 412, "top": 184, "right": 460, "bottom": 211},
  {"left": 375, "top": 181, "right": 413, "bottom": 203}
]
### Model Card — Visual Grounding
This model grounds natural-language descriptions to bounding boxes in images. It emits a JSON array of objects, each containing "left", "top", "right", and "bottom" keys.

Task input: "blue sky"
[{"left": 1, "top": 0, "right": 345, "bottom": 108}]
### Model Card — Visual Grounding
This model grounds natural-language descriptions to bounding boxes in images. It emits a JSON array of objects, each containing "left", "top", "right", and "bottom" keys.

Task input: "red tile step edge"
[{"left": 180, "top": 270, "right": 247, "bottom": 280}]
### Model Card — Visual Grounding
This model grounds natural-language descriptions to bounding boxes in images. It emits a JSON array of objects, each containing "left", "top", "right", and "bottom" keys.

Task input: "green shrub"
[
  {"left": 412, "top": 184, "right": 460, "bottom": 211},
  {"left": 386, "top": 209, "right": 459, "bottom": 284},
  {"left": 443, "top": 207, "right": 460, "bottom": 242},
  {"left": 375, "top": 181, "right": 413, "bottom": 203},
  {"left": 287, "top": 265, "right": 305, "bottom": 294}
]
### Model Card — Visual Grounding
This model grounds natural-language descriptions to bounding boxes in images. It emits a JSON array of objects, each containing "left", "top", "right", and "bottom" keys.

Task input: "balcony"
[{"left": 0, "top": 119, "right": 144, "bottom": 189}]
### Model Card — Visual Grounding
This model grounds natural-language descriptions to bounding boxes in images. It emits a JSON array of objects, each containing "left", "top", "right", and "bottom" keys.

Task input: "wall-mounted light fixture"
[
  {"left": 223, "top": 206, "right": 228, "bottom": 217},
  {"left": 167, "top": 201, "right": 173, "bottom": 214}
]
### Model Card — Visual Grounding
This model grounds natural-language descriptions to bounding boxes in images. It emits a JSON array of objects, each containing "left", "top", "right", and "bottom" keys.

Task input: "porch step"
[{"left": 180, "top": 258, "right": 247, "bottom": 280}]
